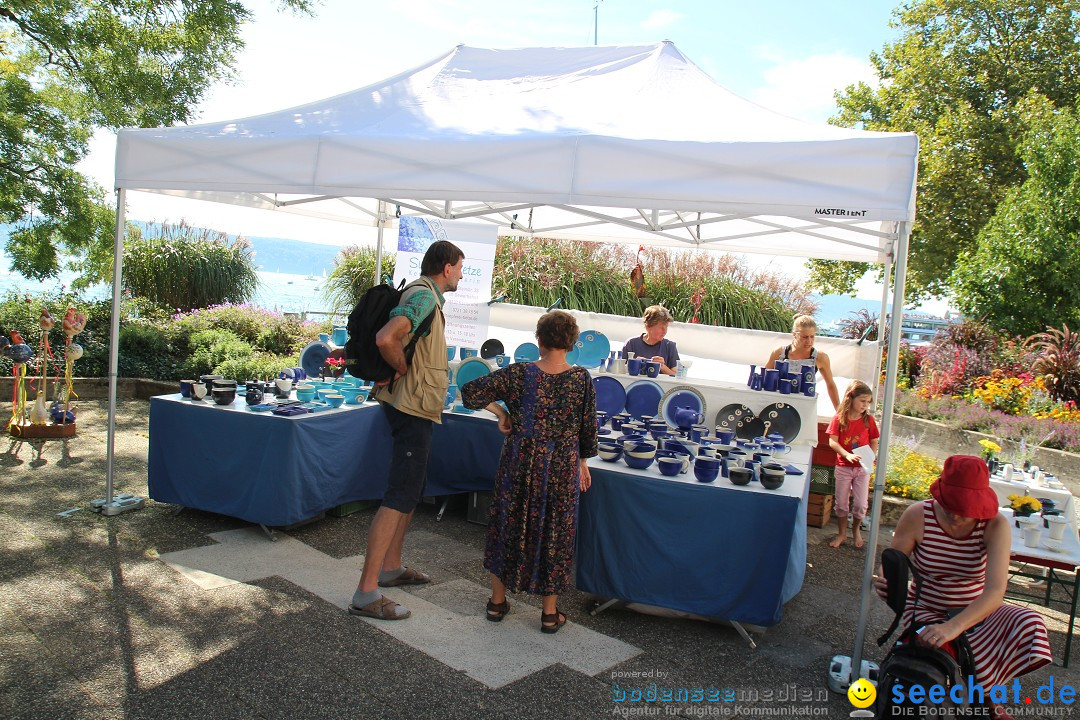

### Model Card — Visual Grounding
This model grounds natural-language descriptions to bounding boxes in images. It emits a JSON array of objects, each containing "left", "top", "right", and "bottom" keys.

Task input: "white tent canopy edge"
[{"left": 106, "top": 42, "right": 918, "bottom": 685}]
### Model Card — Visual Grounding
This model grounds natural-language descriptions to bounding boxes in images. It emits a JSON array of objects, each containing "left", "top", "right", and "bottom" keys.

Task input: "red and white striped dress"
[{"left": 902, "top": 500, "right": 1053, "bottom": 687}]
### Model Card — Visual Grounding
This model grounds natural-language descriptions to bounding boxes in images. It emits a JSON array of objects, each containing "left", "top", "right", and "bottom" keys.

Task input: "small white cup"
[
  {"left": 1046, "top": 515, "right": 1069, "bottom": 541},
  {"left": 1023, "top": 525, "right": 1041, "bottom": 548},
  {"left": 1002, "top": 463, "right": 1014, "bottom": 481}
]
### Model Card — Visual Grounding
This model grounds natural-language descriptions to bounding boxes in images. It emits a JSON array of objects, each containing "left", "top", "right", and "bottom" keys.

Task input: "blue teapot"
[{"left": 673, "top": 406, "right": 704, "bottom": 430}]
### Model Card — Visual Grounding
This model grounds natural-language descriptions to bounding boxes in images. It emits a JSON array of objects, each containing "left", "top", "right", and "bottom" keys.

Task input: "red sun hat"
[{"left": 929, "top": 455, "right": 999, "bottom": 520}]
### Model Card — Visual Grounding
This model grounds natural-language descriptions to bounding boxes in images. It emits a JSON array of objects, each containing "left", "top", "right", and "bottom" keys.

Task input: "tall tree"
[
  {"left": 952, "top": 96, "right": 1080, "bottom": 336},
  {"left": 0, "top": 0, "right": 316, "bottom": 287},
  {"left": 814, "top": 0, "right": 1080, "bottom": 301}
]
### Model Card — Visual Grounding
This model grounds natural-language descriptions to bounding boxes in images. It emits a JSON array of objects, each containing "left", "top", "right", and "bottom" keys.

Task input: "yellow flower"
[
  {"left": 979, "top": 439, "right": 1002, "bottom": 454},
  {"left": 1008, "top": 495, "right": 1041, "bottom": 512}
]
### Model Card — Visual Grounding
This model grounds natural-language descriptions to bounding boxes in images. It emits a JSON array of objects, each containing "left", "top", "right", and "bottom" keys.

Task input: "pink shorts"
[{"left": 833, "top": 464, "right": 868, "bottom": 519}]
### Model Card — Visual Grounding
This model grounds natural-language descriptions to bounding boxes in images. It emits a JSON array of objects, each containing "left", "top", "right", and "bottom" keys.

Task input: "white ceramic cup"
[
  {"left": 191, "top": 383, "right": 208, "bottom": 400},
  {"left": 1047, "top": 515, "right": 1069, "bottom": 541},
  {"left": 1002, "top": 463, "right": 1014, "bottom": 481},
  {"left": 1023, "top": 525, "right": 1041, "bottom": 548}
]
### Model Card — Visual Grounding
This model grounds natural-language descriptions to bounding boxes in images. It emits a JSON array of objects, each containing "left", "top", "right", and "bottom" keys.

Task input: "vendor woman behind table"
[
  {"left": 765, "top": 314, "right": 839, "bottom": 410},
  {"left": 621, "top": 304, "right": 679, "bottom": 376}
]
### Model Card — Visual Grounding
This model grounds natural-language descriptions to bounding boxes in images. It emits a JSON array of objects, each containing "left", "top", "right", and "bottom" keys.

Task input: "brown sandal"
[
  {"left": 540, "top": 609, "right": 567, "bottom": 634},
  {"left": 486, "top": 598, "right": 509, "bottom": 622},
  {"left": 348, "top": 595, "right": 411, "bottom": 620}
]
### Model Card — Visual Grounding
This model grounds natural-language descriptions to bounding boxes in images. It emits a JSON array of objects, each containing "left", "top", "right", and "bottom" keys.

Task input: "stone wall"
[{"left": 0, "top": 377, "right": 174, "bottom": 401}]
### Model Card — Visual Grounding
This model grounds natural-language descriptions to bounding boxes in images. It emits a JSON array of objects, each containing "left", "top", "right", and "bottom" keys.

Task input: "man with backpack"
[{"left": 349, "top": 240, "right": 465, "bottom": 621}]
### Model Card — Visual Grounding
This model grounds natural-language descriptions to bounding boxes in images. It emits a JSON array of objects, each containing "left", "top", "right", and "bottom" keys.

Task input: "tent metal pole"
[
  {"left": 873, "top": 252, "right": 893, "bottom": 412},
  {"left": 92, "top": 188, "right": 145, "bottom": 516},
  {"left": 849, "top": 220, "right": 910, "bottom": 682},
  {"left": 375, "top": 200, "right": 386, "bottom": 283}
]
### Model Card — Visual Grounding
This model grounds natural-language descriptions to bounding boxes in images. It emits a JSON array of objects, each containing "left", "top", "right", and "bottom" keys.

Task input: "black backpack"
[
  {"left": 343, "top": 278, "right": 435, "bottom": 383},
  {"left": 874, "top": 548, "right": 977, "bottom": 718}
]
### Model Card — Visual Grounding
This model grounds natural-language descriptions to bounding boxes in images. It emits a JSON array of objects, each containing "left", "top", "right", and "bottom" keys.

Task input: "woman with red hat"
[{"left": 873, "top": 455, "right": 1052, "bottom": 695}]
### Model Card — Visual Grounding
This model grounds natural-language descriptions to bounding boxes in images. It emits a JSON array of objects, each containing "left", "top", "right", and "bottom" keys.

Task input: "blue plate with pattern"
[
  {"left": 514, "top": 342, "right": 540, "bottom": 362},
  {"left": 575, "top": 329, "right": 610, "bottom": 368},
  {"left": 453, "top": 357, "right": 492, "bottom": 389},
  {"left": 298, "top": 340, "right": 332, "bottom": 380},
  {"left": 659, "top": 385, "right": 707, "bottom": 428},
  {"left": 566, "top": 343, "right": 580, "bottom": 365},
  {"left": 624, "top": 380, "right": 663, "bottom": 419},
  {"left": 593, "top": 376, "right": 626, "bottom": 417}
]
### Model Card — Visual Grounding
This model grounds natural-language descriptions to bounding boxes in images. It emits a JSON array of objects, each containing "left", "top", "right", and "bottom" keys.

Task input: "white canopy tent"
[{"left": 109, "top": 42, "right": 918, "bottom": 683}]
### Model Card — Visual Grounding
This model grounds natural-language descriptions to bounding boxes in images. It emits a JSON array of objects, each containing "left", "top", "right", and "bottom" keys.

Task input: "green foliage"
[
  {"left": 0, "top": 0, "right": 316, "bottom": 286},
  {"left": 181, "top": 330, "right": 253, "bottom": 379},
  {"left": 952, "top": 99, "right": 1080, "bottom": 335},
  {"left": 322, "top": 246, "right": 396, "bottom": 313},
  {"left": 493, "top": 237, "right": 812, "bottom": 331},
  {"left": 831, "top": 0, "right": 1080, "bottom": 301},
  {"left": 214, "top": 352, "right": 296, "bottom": 383},
  {"left": 837, "top": 308, "right": 884, "bottom": 342},
  {"left": 805, "top": 259, "right": 872, "bottom": 298},
  {"left": 884, "top": 441, "right": 941, "bottom": 501},
  {"left": 1028, "top": 324, "right": 1080, "bottom": 403},
  {"left": 123, "top": 223, "right": 259, "bottom": 311}
]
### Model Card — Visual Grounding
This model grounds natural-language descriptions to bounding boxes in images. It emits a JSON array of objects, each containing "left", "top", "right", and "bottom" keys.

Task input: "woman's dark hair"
[
  {"left": 535, "top": 310, "right": 579, "bottom": 351},
  {"left": 420, "top": 240, "right": 465, "bottom": 276}
]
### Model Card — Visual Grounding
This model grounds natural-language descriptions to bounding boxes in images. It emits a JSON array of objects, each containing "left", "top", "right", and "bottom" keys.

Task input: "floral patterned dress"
[{"left": 461, "top": 362, "right": 598, "bottom": 595}]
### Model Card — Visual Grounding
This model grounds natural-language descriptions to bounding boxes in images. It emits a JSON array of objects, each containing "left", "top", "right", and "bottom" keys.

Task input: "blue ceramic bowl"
[
  {"left": 447, "top": 346, "right": 457, "bottom": 362},
  {"left": 460, "top": 347, "right": 478, "bottom": 359},
  {"left": 340, "top": 387, "right": 363, "bottom": 404},
  {"left": 694, "top": 464, "right": 720, "bottom": 483},
  {"left": 624, "top": 453, "right": 655, "bottom": 470},
  {"left": 295, "top": 387, "right": 317, "bottom": 402},
  {"left": 623, "top": 441, "right": 657, "bottom": 456},
  {"left": 657, "top": 457, "right": 682, "bottom": 476},
  {"left": 316, "top": 387, "right": 337, "bottom": 400},
  {"left": 597, "top": 444, "right": 623, "bottom": 462},
  {"left": 324, "top": 393, "right": 345, "bottom": 408},
  {"left": 695, "top": 455, "right": 722, "bottom": 469},
  {"left": 728, "top": 466, "right": 753, "bottom": 485}
]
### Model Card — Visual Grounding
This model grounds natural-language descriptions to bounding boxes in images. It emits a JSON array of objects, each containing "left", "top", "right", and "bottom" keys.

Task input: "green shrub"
[
  {"left": 182, "top": 329, "right": 252, "bottom": 378},
  {"left": 323, "top": 246, "right": 395, "bottom": 313},
  {"left": 214, "top": 352, "right": 295, "bottom": 382},
  {"left": 123, "top": 222, "right": 259, "bottom": 310}
]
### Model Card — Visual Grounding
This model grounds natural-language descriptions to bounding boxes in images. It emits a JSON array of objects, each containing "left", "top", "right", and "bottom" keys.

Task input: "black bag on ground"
[
  {"left": 874, "top": 548, "right": 977, "bottom": 718},
  {"left": 344, "top": 279, "right": 435, "bottom": 383}
]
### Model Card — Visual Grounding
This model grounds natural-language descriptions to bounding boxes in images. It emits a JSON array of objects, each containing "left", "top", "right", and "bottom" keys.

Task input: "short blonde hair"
[
  {"left": 792, "top": 315, "right": 817, "bottom": 334},
  {"left": 643, "top": 305, "right": 673, "bottom": 327}
]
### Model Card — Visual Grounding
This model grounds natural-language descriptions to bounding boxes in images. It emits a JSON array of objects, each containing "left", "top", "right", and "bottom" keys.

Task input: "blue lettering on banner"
[{"left": 890, "top": 676, "right": 1076, "bottom": 709}]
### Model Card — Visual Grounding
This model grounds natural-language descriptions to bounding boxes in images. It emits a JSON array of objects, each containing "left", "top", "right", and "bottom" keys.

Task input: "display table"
[
  {"left": 575, "top": 444, "right": 812, "bottom": 628},
  {"left": 147, "top": 395, "right": 504, "bottom": 526},
  {"left": 1000, "top": 503, "right": 1080, "bottom": 668}
]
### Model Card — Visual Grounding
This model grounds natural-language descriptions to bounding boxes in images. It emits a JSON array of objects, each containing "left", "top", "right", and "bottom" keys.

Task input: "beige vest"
[{"left": 373, "top": 277, "right": 449, "bottom": 423}]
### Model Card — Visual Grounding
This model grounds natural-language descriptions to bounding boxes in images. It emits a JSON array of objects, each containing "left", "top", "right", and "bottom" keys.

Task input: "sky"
[{"left": 77, "top": 0, "right": 919, "bottom": 305}]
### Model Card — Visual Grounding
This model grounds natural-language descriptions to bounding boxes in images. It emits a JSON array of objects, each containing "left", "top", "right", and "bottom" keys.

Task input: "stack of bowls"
[
  {"left": 728, "top": 465, "right": 753, "bottom": 485},
  {"left": 597, "top": 440, "right": 623, "bottom": 462},
  {"left": 694, "top": 455, "right": 721, "bottom": 483},
  {"left": 760, "top": 463, "right": 787, "bottom": 490},
  {"left": 211, "top": 379, "right": 237, "bottom": 405},
  {"left": 622, "top": 441, "right": 657, "bottom": 470},
  {"left": 295, "top": 384, "right": 317, "bottom": 402},
  {"left": 324, "top": 393, "right": 345, "bottom": 408}
]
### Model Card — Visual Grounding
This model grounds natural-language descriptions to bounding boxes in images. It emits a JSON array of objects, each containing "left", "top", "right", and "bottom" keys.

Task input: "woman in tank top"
[{"left": 765, "top": 314, "right": 839, "bottom": 410}]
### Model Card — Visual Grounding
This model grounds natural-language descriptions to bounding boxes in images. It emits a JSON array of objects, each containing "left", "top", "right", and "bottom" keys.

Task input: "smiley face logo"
[{"left": 847, "top": 678, "right": 876, "bottom": 709}]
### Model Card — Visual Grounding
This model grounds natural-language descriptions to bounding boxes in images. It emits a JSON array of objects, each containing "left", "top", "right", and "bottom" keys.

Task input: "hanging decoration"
[
  {"left": 6, "top": 331, "right": 34, "bottom": 435},
  {"left": 629, "top": 244, "right": 647, "bottom": 298}
]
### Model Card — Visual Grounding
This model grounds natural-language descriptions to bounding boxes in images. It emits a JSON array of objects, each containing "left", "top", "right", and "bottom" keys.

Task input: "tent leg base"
[
  {"left": 91, "top": 494, "right": 146, "bottom": 516},
  {"left": 730, "top": 620, "right": 757, "bottom": 649}
]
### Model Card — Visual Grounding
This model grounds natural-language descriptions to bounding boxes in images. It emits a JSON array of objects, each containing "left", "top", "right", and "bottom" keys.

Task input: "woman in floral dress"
[{"left": 461, "top": 310, "right": 598, "bottom": 633}]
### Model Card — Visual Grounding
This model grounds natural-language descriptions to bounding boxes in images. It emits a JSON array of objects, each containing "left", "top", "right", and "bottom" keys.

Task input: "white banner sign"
[{"left": 393, "top": 217, "right": 496, "bottom": 349}]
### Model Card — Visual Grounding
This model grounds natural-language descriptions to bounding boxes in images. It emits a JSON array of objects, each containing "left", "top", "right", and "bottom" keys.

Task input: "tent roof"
[{"left": 115, "top": 42, "right": 918, "bottom": 262}]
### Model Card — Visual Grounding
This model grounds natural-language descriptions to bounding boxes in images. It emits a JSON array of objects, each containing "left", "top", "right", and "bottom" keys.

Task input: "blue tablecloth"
[
  {"left": 575, "top": 462, "right": 808, "bottom": 627},
  {"left": 147, "top": 395, "right": 504, "bottom": 526}
]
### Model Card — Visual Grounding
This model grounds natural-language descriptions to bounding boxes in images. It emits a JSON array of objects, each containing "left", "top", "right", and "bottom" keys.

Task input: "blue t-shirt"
[{"left": 621, "top": 335, "right": 679, "bottom": 369}]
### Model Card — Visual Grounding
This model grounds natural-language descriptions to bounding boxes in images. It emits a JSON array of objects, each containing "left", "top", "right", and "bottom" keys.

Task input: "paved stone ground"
[{"left": 3, "top": 400, "right": 1080, "bottom": 719}]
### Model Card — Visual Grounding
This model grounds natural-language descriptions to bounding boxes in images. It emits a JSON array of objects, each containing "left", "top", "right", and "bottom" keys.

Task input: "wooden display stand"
[
  {"left": 7, "top": 421, "right": 77, "bottom": 439},
  {"left": 807, "top": 492, "right": 834, "bottom": 528}
]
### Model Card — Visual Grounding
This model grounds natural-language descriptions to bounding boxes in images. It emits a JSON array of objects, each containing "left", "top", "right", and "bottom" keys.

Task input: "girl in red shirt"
[{"left": 826, "top": 380, "right": 879, "bottom": 548}]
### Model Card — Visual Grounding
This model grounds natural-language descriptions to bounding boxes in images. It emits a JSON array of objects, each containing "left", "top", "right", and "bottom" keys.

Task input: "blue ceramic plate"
[
  {"left": 759, "top": 402, "right": 802, "bottom": 443},
  {"left": 576, "top": 330, "right": 610, "bottom": 368},
  {"left": 454, "top": 357, "right": 492, "bottom": 389},
  {"left": 247, "top": 404, "right": 276, "bottom": 412},
  {"left": 624, "top": 380, "right": 663, "bottom": 419},
  {"left": 784, "top": 464, "right": 804, "bottom": 475},
  {"left": 452, "top": 403, "right": 476, "bottom": 414},
  {"left": 566, "top": 343, "right": 580, "bottom": 365},
  {"left": 298, "top": 340, "right": 332, "bottom": 380},
  {"left": 514, "top": 342, "right": 540, "bottom": 362},
  {"left": 480, "top": 338, "right": 504, "bottom": 359},
  {"left": 593, "top": 375, "right": 627, "bottom": 416},
  {"left": 659, "top": 385, "right": 707, "bottom": 428}
]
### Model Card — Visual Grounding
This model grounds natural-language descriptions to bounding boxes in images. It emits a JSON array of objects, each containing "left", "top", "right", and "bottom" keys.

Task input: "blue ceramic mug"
[
  {"left": 644, "top": 361, "right": 660, "bottom": 378},
  {"left": 331, "top": 327, "right": 348, "bottom": 346},
  {"left": 627, "top": 357, "right": 643, "bottom": 376}
]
